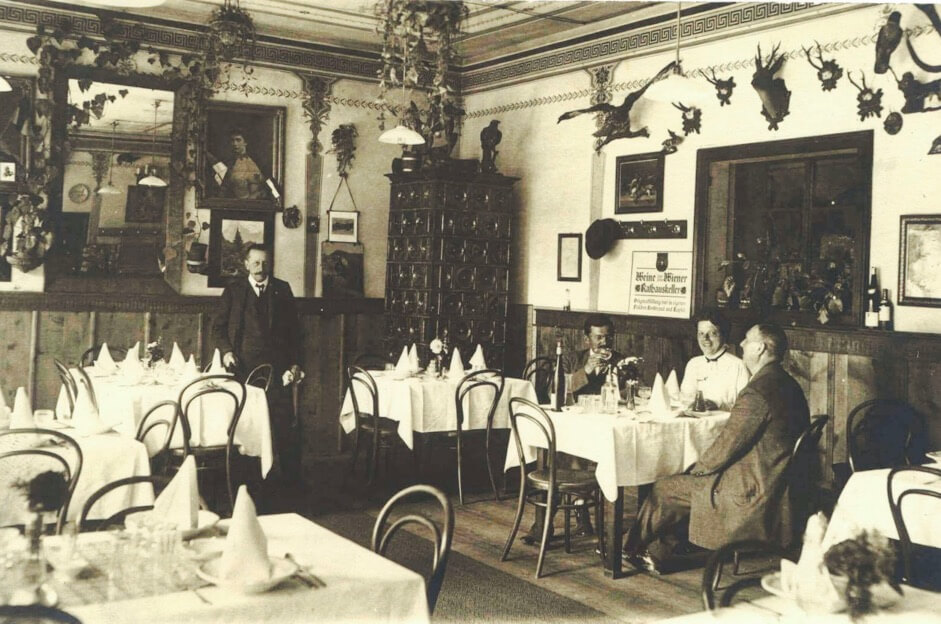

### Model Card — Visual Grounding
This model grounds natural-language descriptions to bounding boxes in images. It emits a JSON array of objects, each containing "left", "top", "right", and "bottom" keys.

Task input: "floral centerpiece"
[
  {"left": 145, "top": 337, "right": 165, "bottom": 369},
  {"left": 824, "top": 530, "right": 902, "bottom": 620},
  {"left": 615, "top": 356, "right": 643, "bottom": 409},
  {"left": 15, "top": 471, "right": 69, "bottom": 559},
  {"left": 429, "top": 336, "right": 448, "bottom": 378}
]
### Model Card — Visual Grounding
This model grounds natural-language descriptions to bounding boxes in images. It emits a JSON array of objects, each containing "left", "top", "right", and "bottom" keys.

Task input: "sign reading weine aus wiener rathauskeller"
[{"left": 628, "top": 251, "right": 692, "bottom": 318}]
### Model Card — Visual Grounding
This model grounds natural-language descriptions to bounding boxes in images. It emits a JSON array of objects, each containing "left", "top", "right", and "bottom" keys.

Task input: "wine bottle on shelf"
[
  {"left": 551, "top": 339, "right": 565, "bottom": 412},
  {"left": 878, "top": 288, "right": 893, "bottom": 330},
  {"left": 864, "top": 266, "right": 879, "bottom": 329}
]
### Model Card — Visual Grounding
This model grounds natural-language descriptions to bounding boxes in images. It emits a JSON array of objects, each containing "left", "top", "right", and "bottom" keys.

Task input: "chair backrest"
[
  {"left": 245, "top": 363, "right": 273, "bottom": 392},
  {"left": 508, "top": 397, "right": 558, "bottom": 480},
  {"left": 80, "top": 344, "right": 128, "bottom": 368},
  {"left": 72, "top": 365, "right": 98, "bottom": 412},
  {"left": 785, "top": 415, "right": 829, "bottom": 539},
  {"left": 847, "top": 399, "right": 927, "bottom": 473},
  {"left": 0, "top": 428, "right": 83, "bottom": 534},
  {"left": 701, "top": 539, "right": 789, "bottom": 610},
  {"left": 135, "top": 400, "right": 180, "bottom": 466},
  {"left": 78, "top": 474, "right": 171, "bottom": 532},
  {"left": 177, "top": 374, "right": 247, "bottom": 424},
  {"left": 371, "top": 484, "right": 454, "bottom": 614},
  {"left": 346, "top": 365, "right": 380, "bottom": 427},
  {"left": 887, "top": 464, "right": 941, "bottom": 585},
  {"left": 0, "top": 605, "right": 82, "bottom": 623},
  {"left": 54, "top": 359, "right": 77, "bottom": 416},
  {"left": 521, "top": 356, "right": 554, "bottom": 405},
  {"left": 454, "top": 368, "right": 505, "bottom": 433},
  {"left": 353, "top": 353, "right": 394, "bottom": 370}
]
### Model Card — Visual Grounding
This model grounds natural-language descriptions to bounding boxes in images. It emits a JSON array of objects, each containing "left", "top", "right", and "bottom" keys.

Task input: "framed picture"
[
  {"left": 557, "top": 233, "right": 582, "bottom": 282},
  {"left": 124, "top": 185, "right": 166, "bottom": 223},
  {"left": 322, "top": 241, "right": 364, "bottom": 298},
  {"left": 615, "top": 152, "right": 664, "bottom": 214},
  {"left": 0, "top": 193, "right": 13, "bottom": 281},
  {"left": 199, "top": 102, "right": 285, "bottom": 210},
  {"left": 207, "top": 209, "right": 275, "bottom": 287},
  {"left": 898, "top": 214, "right": 941, "bottom": 307},
  {"left": 328, "top": 210, "right": 359, "bottom": 243},
  {"left": 0, "top": 76, "right": 34, "bottom": 192}
]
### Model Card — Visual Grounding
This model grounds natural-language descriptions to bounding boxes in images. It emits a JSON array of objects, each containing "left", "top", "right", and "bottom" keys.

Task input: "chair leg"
[
  {"left": 732, "top": 550, "right": 741, "bottom": 575},
  {"left": 485, "top": 431, "right": 500, "bottom": 501},
  {"left": 563, "top": 500, "right": 572, "bottom": 554},
  {"left": 595, "top": 493, "right": 606, "bottom": 563},
  {"left": 348, "top": 430, "right": 361, "bottom": 477},
  {"left": 712, "top": 560, "right": 725, "bottom": 593},
  {"left": 536, "top": 494, "right": 555, "bottom": 579},
  {"left": 502, "top": 483, "right": 527, "bottom": 562}
]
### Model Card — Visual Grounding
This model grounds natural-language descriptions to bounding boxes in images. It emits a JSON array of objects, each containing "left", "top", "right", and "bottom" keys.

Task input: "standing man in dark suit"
[
  {"left": 563, "top": 313, "right": 623, "bottom": 398},
  {"left": 212, "top": 244, "right": 303, "bottom": 481},
  {"left": 622, "top": 323, "right": 809, "bottom": 574}
]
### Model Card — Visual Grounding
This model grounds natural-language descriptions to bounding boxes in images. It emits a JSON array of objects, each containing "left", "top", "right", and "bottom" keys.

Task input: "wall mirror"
[{"left": 49, "top": 68, "right": 185, "bottom": 294}]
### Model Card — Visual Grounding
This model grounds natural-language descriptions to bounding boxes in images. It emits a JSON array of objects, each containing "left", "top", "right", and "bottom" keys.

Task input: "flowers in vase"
[
  {"left": 824, "top": 529, "right": 902, "bottom": 620},
  {"left": 145, "top": 337, "right": 165, "bottom": 368},
  {"left": 429, "top": 336, "right": 448, "bottom": 376},
  {"left": 15, "top": 470, "right": 69, "bottom": 513}
]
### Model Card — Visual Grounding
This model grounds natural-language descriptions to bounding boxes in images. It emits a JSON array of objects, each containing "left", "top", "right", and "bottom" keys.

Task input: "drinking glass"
[
  {"left": 637, "top": 386, "right": 652, "bottom": 401},
  {"left": 564, "top": 374, "right": 574, "bottom": 406}
]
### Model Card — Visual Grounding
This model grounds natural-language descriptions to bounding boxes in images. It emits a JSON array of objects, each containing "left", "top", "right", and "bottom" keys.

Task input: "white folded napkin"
[
  {"left": 121, "top": 356, "right": 144, "bottom": 384},
  {"left": 393, "top": 346, "right": 411, "bottom": 378},
  {"left": 95, "top": 343, "right": 117, "bottom": 374},
  {"left": 781, "top": 512, "right": 843, "bottom": 612},
  {"left": 218, "top": 485, "right": 271, "bottom": 583},
  {"left": 10, "top": 387, "right": 34, "bottom": 429},
  {"left": 408, "top": 344, "right": 420, "bottom": 373},
  {"left": 207, "top": 348, "right": 226, "bottom": 375},
  {"left": 648, "top": 373, "right": 673, "bottom": 417},
  {"left": 179, "top": 355, "right": 200, "bottom": 384},
  {"left": 665, "top": 369, "right": 680, "bottom": 402},
  {"left": 125, "top": 342, "right": 141, "bottom": 363},
  {"left": 168, "top": 342, "right": 186, "bottom": 370},
  {"left": 152, "top": 455, "right": 199, "bottom": 530},
  {"left": 470, "top": 344, "right": 487, "bottom": 370},
  {"left": 71, "top": 383, "right": 109, "bottom": 435},
  {"left": 448, "top": 347, "right": 465, "bottom": 379}
]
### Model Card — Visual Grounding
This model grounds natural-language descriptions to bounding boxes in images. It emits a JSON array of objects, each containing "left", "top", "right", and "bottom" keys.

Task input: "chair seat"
[
  {"left": 526, "top": 468, "right": 598, "bottom": 492},
  {"left": 358, "top": 415, "right": 398, "bottom": 435}
]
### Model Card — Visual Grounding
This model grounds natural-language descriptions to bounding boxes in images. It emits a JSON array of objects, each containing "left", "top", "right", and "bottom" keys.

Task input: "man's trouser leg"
[{"left": 625, "top": 473, "right": 698, "bottom": 561}]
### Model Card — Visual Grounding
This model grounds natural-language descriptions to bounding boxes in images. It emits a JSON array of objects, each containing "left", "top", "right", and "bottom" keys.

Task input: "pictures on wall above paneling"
[{"left": 207, "top": 209, "right": 274, "bottom": 287}]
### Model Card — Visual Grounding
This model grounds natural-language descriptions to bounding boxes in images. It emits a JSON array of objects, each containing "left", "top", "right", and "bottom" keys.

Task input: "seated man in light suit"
[
  {"left": 679, "top": 309, "right": 750, "bottom": 411},
  {"left": 563, "top": 313, "right": 623, "bottom": 398},
  {"left": 623, "top": 323, "right": 809, "bottom": 574}
]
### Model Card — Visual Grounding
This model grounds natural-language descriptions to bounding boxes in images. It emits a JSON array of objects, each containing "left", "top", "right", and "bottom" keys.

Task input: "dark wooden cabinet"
[{"left": 384, "top": 171, "right": 518, "bottom": 369}]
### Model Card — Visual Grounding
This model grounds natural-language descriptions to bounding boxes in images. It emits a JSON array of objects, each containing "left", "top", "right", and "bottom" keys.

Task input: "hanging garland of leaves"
[{"left": 327, "top": 124, "right": 358, "bottom": 177}]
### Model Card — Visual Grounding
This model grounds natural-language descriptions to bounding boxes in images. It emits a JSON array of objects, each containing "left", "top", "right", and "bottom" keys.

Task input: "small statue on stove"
[{"left": 480, "top": 120, "right": 502, "bottom": 173}]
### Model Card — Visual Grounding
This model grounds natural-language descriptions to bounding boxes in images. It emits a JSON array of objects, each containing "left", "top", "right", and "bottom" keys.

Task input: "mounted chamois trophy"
[
  {"left": 751, "top": 43, "right": 791, "bottom": 130},
  {"left": 557, "top": 61, "right": 675, "bottom": 151},
  {"left": 802, "top": 42, "right": 843, "bottom": 91},
  {"left": 704, "top": 70, "right": 735, "bottom": 106},
  {"left": 673, "top": 102, "right": 702, "bottom": 135}
]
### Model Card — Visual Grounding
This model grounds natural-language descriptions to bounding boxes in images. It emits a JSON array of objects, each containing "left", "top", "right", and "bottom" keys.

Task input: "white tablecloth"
[
  {"left": 823, "top": 463, "right": 941, "bottom": 549},
  {"left": 503, "top": 401, "right": 730, "bottom": 501},
  {"left": 339, "top": 371, "right": 537, "bottom": 449},
  {"left": 68, "top": 513, "right": 430, "bottom": 624},
  {"left": 56, "top": 368, "right": 273, "bottom": 477},
  {"left": 0, "top": 430, "right": 153, "bottom": 525}
]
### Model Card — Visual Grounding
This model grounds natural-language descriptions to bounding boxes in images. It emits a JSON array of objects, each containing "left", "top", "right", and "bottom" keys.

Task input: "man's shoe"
[
  {"left": 573, "top": 520, "right": 594, "bottom": 538},
  {"left": 622, "top": 549, "right": 663, "bottom": 576}
]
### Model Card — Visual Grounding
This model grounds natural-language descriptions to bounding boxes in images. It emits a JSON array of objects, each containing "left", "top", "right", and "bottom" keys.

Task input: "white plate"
[
  {"left": 195, "top": 556, "right": 298, "bottom": 594},
  {"left": 125, "top": 509, "right": 220, "bottom": 540},
  {"left": 182, "top": 536, "right": 226, "bottom": 561}
]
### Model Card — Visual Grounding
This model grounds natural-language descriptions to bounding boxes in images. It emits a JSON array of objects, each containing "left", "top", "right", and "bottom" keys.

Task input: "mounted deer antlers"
[
  {"left": 704, "top": 70, "right": 735, "bottom": 106},
  {"left": 751, "top": 43, "right": 791, "bottom": 130},
  {"left": 847, "top": 71, "right": 884, "bottom": 120},
  {"left": 672, "top": 102, "right": 702, "bottom": 135},
  {"left": 802, "top": 41, "right": 843, "bottom": 91}
]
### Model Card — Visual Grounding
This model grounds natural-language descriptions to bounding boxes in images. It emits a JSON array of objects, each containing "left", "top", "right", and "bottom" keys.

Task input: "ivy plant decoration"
[{"left": 328, "top": 124, "right": 358, "bottom": 178}]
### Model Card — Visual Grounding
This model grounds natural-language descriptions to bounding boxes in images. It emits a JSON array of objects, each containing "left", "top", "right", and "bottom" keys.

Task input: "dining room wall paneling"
[
  {"left": 150, "top": 312, "right": 202, "bottom": 364},
  {"left": 35, "top": 312, "right": 88, "bottom": 410},
  {"left": 459, "top": 3, "right": 941, "bottom": 335},
  {"left": 0, "top": 310, "right": 32, "bottom": 404},
  {"left": 95, "top": 312, "right": 146, "bottom": 356}
]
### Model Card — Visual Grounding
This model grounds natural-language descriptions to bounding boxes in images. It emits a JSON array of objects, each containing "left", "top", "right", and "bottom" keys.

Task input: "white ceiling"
[{"left": 61, "top": 0, "right": 678, "bottom": 65}]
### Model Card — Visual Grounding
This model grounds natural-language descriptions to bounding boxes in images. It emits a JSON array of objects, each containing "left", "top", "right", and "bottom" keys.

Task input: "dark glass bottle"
[
  {"left": 551, "top": 339, "right": 565, "bottom": 412},
  {"left": 864, "top": 266, "right": 879, "bottom": 329},
  {"left": 878, "top": 288, "right": 893, "bottom": 330}
]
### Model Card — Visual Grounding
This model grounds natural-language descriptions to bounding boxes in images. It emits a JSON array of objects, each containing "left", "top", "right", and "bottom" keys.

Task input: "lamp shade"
[
  {"left": 644, "top": 62, "right": 713, "bottom": 104},
  {"left": 96, "top": 184, "right": 121, "bottom": 195},
  {"left": 138, "top": 174, "right": 167, "bottom": 187},
  {"left": 0, "top": 76, "right": 11, "bottom": 92},
  {"left": 378, "top": 125, "right": 425, "bottom": 146}
]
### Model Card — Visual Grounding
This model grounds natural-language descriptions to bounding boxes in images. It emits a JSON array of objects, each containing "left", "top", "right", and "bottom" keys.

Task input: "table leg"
[{"left": 604, "top": 486, "right": 624, "bottom": 579}]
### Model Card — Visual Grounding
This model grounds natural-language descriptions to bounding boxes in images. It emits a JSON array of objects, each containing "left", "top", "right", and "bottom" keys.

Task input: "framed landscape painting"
[
  {"left": 899, "top": 214, "right": 941, "bottom": 307},
  {"left": 615, "top": 152, "right": 664, "bottom": 214},
  {"left": 208, "top": 209, "right": 274, "bottom": 287}
]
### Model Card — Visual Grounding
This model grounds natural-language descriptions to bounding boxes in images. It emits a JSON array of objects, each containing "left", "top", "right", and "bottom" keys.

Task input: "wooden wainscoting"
[
  {"left": 532, "top": 308, "right": 941, "bottom": 487},
  {"left": 0, "top": 293, "right": 384, "bottom": 477}
]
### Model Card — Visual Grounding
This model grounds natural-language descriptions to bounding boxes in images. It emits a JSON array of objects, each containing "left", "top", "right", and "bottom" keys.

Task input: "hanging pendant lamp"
[
  {"left": 139, "top": 100, "right": 167, "bottom": 188},
  {"left": 97, "top": 120, "right": 121, "bottom": 195},
  {"left": 379, "top": 125, "right": 426, "bottom": 145},
  {"left": 645, "top": 2, "right": 713, "bottom": 104},
  {"left": 0, "top": 76, "right": 12, "bottom": 93}
]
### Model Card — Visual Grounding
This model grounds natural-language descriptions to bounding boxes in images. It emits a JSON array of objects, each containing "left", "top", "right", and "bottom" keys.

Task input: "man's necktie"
[
  {"left": 704, "top": 348, "right": 726, "bottom": 363},
  {"left": 257, "top": 284, "right": 265, "bottom": 297}
]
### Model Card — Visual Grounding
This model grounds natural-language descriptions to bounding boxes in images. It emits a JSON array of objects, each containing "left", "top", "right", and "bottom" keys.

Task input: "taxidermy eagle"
[{"left": 557, "top": 61, "right": 675, "bottom": 151}]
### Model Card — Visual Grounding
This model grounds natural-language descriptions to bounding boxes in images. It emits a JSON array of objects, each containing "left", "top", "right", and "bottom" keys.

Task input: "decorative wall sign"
[
  {"left": 898, "top": 214, "right": 941, "bottom": 307},
  {"left": 322, "top": 241, "right": 364, "bottom": 298},
  {"left": 327, "top": 210, "right": 359, "bottom": 243},
  {"left": 557, "top": 233, "right": 582, "bottom": 282},
  {"left": 207, "top": 209, "right": 274, "bottom": 287},
  {"left": 614, "top": 152, "right": 664, "bottom": 214},
  {"left": 628, "top": 251, "right": 693, "bottom": 318},
  {"left": 200, "top": 102, "right": 285, "bottom": 210}
]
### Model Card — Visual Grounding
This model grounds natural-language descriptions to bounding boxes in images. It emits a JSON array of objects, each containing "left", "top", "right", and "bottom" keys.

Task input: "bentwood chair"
[
  {"left": 54, "top": 359, "right": 78, "bottom": 417},
  {"left": 522, "top": 356, "right": 554, "bottom": 405},
  {"left": 245, "top": 363, "right": 273, "bottom": 392},
  {"left": 372, "top": 485, "right": 454, "bottom": 614},
  {"left": 72, "top": 366, "right": 98, "bottom": 412},
  {"left": 170, "top": 375, "right": 245, "bottom": 512},
  {"left": 888, "top": 464, "right": 941, "bottom": 587},
  {"left": 702, "top": 540, "right": 789, "bottom": 610},
  {"left": 0, "top": 429, "right": 83, "bottom": 534},
  {"left": 0, "top": 605, "right": 82, "bottom": 623},
  {"left": 502, "top": 397, "right": 603, "bottom": 578},
  {"left": 457, "top": 369, "right": 505, "bottom": 503},
  {"left": 345, "top": 365, "right": 398, "bottom": 485},
  {"left": 80, "top": 344, "right": 127, "bottom": 368},
  {"left": 78, "top": 474, "right": 171, "bottom": 532},
  {"left": 135, "top": 400, "right": 180, "bottom": 475},
  {"left": 847, "top": 399, "right": 927, "bottom": 473}
]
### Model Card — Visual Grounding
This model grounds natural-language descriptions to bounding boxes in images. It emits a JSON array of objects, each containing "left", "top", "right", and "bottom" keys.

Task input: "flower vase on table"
[
  {"left": 429, "top": 337, "right": 448, "bottom": 379},
  {"left": 11, "top": 471, "right": 69, "bottom": 606}
]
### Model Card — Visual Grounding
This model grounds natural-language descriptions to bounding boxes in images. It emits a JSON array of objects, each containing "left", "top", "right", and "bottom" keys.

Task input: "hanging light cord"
[
  {"left": 150, "top": 100, "right": 159, "bottom": 176},
  {"left": 106, "top": 121, "right": 117, "bottom": 186},
  {"left": 675, "top": 2, "right": 682, "bottom": 68}
]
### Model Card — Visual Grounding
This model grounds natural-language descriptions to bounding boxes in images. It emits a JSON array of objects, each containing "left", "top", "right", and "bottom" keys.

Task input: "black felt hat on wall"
[{"left": 585, "top": 218, "right": 621, "bottom": 259}]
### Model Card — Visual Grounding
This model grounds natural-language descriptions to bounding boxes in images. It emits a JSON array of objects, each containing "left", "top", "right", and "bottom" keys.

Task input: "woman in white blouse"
[{"left": 679, "top": 310, "right": 750, "bottom": 410}]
